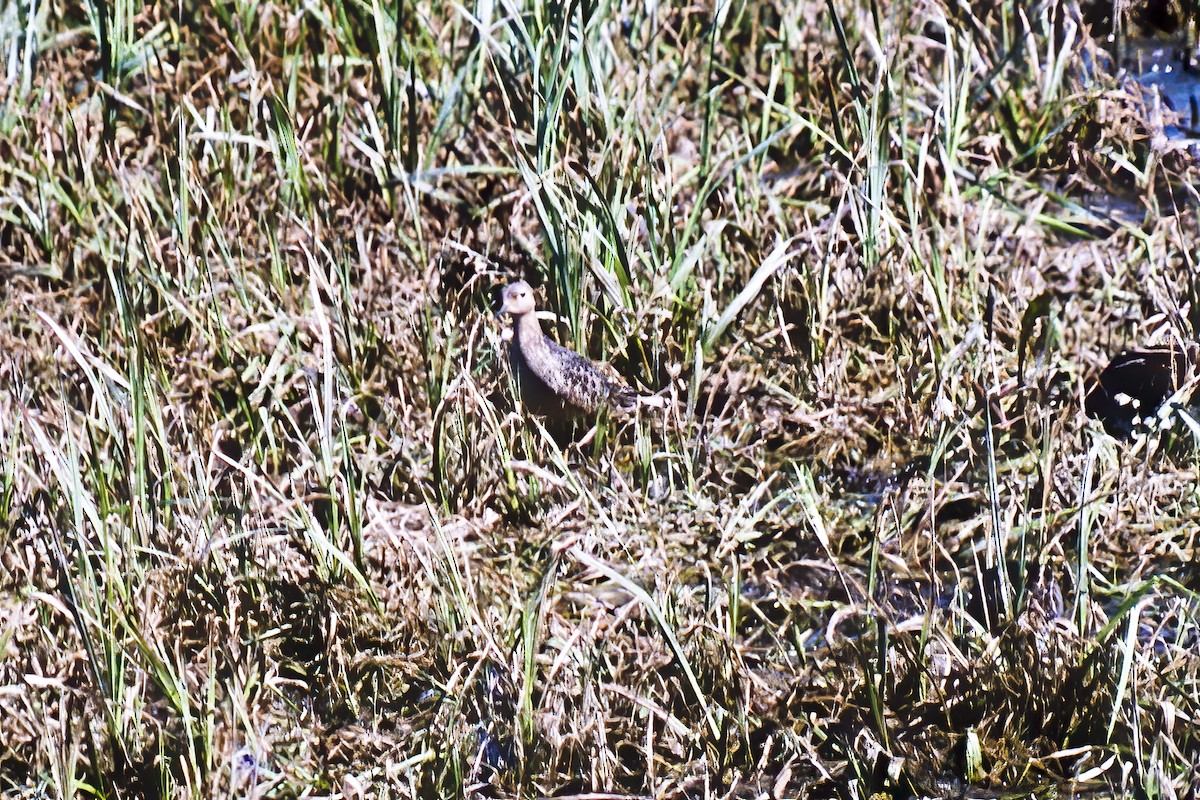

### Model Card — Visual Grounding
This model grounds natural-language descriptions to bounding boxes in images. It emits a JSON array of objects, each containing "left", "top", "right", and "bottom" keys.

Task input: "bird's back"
[
  {"left": 510, "top": 329, "right": 630, "bottom": 416},
  {"left": 542, "top": 337, "right": 621, "bottom": 413}
]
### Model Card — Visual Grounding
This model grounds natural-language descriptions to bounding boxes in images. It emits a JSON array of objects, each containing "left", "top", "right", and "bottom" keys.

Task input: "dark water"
[{"left": 1127, "top": 38, "right": 1200, "bottom": 139}]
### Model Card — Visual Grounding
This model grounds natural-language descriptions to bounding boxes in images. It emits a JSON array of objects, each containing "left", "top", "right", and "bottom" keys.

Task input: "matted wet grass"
[{"left": 1, "top": 0, "right": 1199, "bottom": 797}]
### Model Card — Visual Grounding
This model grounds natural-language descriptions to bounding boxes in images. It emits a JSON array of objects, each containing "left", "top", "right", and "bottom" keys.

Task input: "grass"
[{"left": 2, "top": 0, "right": 1200, "bottom": 797}]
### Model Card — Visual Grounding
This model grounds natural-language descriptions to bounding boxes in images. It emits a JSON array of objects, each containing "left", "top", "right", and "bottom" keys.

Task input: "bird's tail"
[{"left": 611, "top": 384, "right": 667, "bottom": 414}]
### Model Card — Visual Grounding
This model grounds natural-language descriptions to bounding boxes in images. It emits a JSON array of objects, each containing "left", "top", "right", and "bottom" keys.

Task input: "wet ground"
[{"left": 1128, "top": 37, "right": 1200, "bottom": 138}]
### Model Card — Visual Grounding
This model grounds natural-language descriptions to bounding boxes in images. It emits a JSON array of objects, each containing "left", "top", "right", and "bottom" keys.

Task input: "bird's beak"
[{"left": 499, "top": 296, "right": 512, "bottom": 315}]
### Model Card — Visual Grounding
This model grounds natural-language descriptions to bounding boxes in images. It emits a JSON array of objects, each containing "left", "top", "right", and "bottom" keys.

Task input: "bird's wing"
[{"left": 543, "top": 338, "right": 615, "bottom": 413}]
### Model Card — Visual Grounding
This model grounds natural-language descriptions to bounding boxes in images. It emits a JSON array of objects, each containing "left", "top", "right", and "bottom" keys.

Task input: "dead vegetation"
[{"left": 1, "top": 0, "right": 1200, "bottom": 797}]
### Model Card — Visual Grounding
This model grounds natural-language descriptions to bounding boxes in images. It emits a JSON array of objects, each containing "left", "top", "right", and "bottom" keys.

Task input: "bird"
[{"left": 499, "top": 280, "right": 635, "bottom": 418}]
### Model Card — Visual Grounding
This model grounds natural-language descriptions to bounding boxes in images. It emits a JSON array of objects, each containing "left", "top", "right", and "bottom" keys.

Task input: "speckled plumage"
[{"left": 500, "top": 281, "right": 633, "bottom": 417}]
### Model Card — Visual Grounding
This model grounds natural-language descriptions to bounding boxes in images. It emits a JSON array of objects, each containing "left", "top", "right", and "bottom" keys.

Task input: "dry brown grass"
[{"left": 2, "top": 0, "right": 1200, "bottom": 797}]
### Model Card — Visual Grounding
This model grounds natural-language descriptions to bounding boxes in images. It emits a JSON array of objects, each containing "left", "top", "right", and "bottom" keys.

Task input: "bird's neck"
[{"left": 515, "top": 312, "right": 548, "bottom": 355}]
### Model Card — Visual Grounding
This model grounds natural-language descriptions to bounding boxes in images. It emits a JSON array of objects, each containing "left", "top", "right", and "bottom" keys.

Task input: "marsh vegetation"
[{"left": 2, "top": 0, "right": 1200, "bottom": 797}]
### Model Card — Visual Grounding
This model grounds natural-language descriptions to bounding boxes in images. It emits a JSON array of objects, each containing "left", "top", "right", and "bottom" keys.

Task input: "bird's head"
[{"left": 500, "top": 281, "right": 537, "bottom": 316}]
